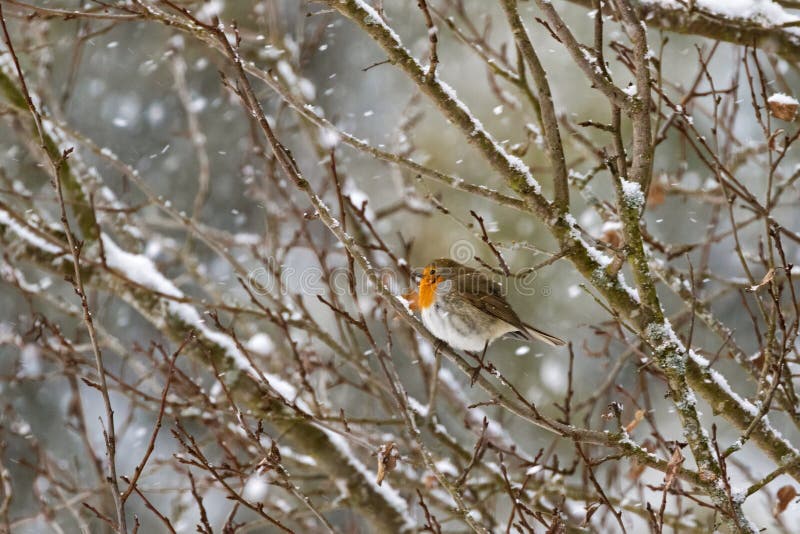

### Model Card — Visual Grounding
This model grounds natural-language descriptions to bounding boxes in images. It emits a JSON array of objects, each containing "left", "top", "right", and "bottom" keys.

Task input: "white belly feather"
[{"left": 422, "top": 305, "right": 502, "bottom": 352}]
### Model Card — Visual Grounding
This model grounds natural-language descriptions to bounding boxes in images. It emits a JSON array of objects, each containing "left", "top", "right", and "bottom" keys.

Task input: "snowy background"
[{"left": 1, "top": 0, "right": 800, "bottom": 532}]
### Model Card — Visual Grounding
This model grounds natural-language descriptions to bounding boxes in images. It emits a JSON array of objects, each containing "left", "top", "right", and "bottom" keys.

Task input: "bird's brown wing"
[
  {"left": 454, "top": 272, "right": 527, "bottom": 331},
  {"left": 455, "top": 272, "right": 566, "bottom": 346}
]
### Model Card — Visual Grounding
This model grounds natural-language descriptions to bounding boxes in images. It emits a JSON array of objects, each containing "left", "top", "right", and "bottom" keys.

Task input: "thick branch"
[
  {"left": 566, "top": 0, "right": 800, "bottom": 64},
  {"left": 0, "top": 69, "right": 98, "bottom": 241},
  {"left": 500, "top": 0, "right": 570, "bottom": 213}
]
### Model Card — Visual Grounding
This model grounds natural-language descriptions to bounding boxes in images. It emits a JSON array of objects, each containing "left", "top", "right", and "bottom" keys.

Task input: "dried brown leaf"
[
  {"left": 602, "top": 227, "right": 623, "bottom": 249},
  {"left": 768, "top": 98, "right": 798, "bottom": 121},
  {"left": 376, "top": 442, "right": 399, "bottom": 486},
  {"left": 582, "top": 501, "right": 601, "bottom": 526},
  {"left": 768, "top": 128, "right": 786, "bottom": 151},
  {"left": 664, "top": 447, "right": 684, "bottom": 491},
  {"left": 774, "top": 485, "right": 798, "bottom": 516},
  {"left": 746, "top": 268, "right": 775, "bottom": 293},
  {"left": 624, "top": 409, "right": 646, "bottom": 433},
  {"left": 647, "top": 179, "right": 666, "bottom": 207}
]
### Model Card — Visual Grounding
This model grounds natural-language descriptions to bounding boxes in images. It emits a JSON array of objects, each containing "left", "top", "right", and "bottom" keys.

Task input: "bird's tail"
[{"left": 509, "top": 323, "right": 566, "bottom": 347}]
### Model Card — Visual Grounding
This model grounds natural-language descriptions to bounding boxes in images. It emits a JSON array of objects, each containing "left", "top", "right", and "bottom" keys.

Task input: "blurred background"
[{"left": 1, "top": 0, "right": 799, "bottom": 532}]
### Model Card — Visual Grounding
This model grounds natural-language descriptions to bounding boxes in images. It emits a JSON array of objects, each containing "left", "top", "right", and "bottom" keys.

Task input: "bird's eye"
[{"left": 429, "top": 269, "right": 436, "bottom": 276}]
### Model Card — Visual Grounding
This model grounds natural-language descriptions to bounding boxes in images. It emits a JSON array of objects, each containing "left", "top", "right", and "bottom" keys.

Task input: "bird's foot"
[{"left": 469, "top": 342, "right": 492, "bottom": 387}]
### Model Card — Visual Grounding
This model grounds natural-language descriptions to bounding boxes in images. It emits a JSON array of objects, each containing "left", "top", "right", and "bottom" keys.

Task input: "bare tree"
[{"left": 1, "top": 0, "right": 800, "bottom": 532}]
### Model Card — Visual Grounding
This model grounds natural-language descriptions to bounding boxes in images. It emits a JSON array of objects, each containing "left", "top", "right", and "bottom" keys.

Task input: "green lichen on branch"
[{"left": 0, "top": 69, "right": 98, "bottom": 242}]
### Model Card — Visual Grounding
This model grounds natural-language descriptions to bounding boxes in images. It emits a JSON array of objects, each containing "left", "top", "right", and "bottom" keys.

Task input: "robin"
[{"left": 408, "top": 258, "right": 565, "bottom": 355}]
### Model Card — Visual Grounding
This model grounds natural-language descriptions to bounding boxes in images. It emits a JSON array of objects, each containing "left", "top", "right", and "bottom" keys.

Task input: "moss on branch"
[{"left": 0, "top": 69, "right": 98, "bottom": 242}]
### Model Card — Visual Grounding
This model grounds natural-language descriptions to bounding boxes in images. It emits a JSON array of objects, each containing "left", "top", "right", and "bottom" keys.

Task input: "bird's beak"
[{"left": 411, "top": 269, "right": 424, "bottom": 283}]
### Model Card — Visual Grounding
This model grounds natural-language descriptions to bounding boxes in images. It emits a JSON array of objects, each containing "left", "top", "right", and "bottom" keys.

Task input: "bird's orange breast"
[{"left": 418, "top": 276, "right": 442, "bottom": 310}]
